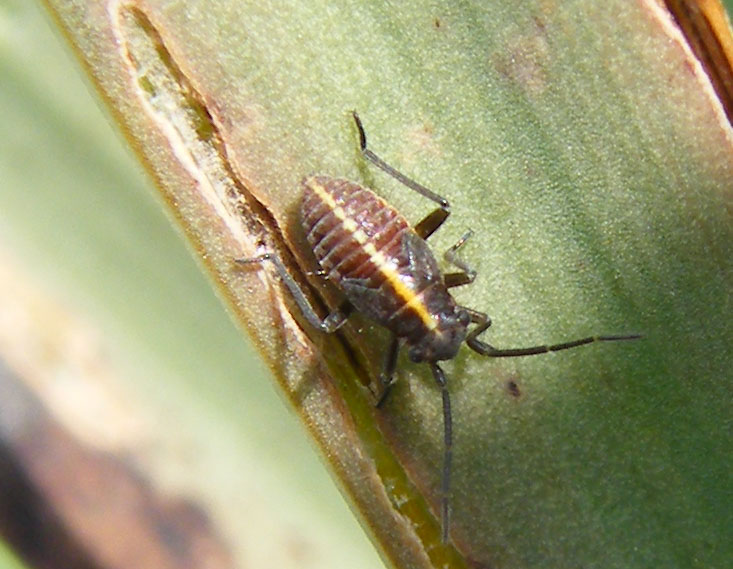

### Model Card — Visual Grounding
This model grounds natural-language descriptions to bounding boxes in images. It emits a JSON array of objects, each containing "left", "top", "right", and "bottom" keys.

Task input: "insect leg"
[
  {"left": 462, "top": 307, "right": 641, "bottom": 357},
  {"left": 375, "top": 335, "right": 400, "bottom": 408},
  {"left": 414, "top": 208, "right": 450, "bottom": 240},
  {"left": 430, "top": 363, "right": 452, "bottom": 543},
  {"left": 352, "top": 111, "right": 450, "bottom": 209},
  {"left": 237, "top": 254, "right": 352, "bottom": 333},
  {"left": 443, "top": 230, "right": 477, "bottom": 288},
  {"left": 444, "top": 272, "right": 474, "bottom": 288}
]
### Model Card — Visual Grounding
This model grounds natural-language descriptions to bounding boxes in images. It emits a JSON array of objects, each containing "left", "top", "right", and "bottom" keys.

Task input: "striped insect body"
[{"left": 302, "top": 176, "right": 470, "bottom": 363}]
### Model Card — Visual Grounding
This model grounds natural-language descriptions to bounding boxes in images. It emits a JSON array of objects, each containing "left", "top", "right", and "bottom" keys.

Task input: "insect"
[{"left": 240, "top": 111, "right": 640, "bottom": 543}]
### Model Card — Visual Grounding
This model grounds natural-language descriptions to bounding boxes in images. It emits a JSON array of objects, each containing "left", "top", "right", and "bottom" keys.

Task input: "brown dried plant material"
[
  {"left": 0, "top": 367, "right": 234, "bottom": 569},
  {"left": 664, "top": 0, "right": 733, "bottom": 121}
]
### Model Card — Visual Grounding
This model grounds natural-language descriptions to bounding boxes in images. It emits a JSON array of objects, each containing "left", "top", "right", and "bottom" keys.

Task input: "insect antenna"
[
  {"left": 430, "top": 363, "right": 452, "bottom": 543},
  {"left": 469, "top": 332, "right": 642, "bottom": 358},
  {"left": 459, "top": 307, "right": 640, "bottom": 356}
]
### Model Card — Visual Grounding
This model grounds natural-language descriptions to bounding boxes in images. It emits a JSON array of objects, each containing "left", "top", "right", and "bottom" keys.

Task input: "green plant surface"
[
  {"left": 0, "top": 541, "right": 28, "bottom": 569},
  {"left": 0, "top": 2, "right": 380, "bottom": 568},
  {"left": 5, "top": 0, "right": 733, "bottom": 568}
]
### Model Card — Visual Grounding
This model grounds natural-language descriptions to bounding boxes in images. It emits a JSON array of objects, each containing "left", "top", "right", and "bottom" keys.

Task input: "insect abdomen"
[
  {"left": 302, "top": 176, "right": 411, "bottom": 283},
  {"left": 301, "top": 175, "right": 450, "bottom": 339}
]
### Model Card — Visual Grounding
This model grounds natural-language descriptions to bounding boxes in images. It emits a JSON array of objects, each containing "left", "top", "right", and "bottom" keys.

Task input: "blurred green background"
[{"left": 0, "top": 1, "right": 381, "bottom": 567}]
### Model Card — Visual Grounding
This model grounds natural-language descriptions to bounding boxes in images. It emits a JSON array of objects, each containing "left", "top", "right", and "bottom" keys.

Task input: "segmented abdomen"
[
  {"left": 301, "top": 175, "right": 454, "bottom": 339},
  {"left": 302, "top": 176, "right": 411, "bottom": 284}
]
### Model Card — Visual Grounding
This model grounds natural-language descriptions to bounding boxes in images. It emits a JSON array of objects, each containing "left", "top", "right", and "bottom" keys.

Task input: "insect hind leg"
[
  {"left": 414, "top": 208, "right": 450, "bottom": 240},
  {"left": 236, "top": 253, "right": 352, "bottom": 333},
  {"left": 352, "top": 111, "right": 450, "bottom": 209}
]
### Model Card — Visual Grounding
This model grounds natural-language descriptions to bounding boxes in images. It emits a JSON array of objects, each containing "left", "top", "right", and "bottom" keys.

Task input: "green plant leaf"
[{"left": 8, "top": 0, "right": 733, "bottom": 567}]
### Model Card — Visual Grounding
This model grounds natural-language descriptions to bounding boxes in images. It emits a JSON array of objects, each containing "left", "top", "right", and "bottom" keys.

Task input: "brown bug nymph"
[{"left": 240, "top": 112, "right": 640, "bottom": 543}]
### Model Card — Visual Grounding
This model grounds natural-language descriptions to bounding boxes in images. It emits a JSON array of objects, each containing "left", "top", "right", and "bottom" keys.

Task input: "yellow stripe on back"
[{"left": 308, "top": 179, "right": 437, "bottom": 331}]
